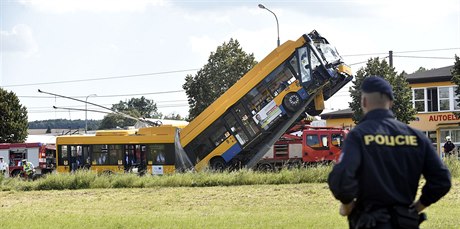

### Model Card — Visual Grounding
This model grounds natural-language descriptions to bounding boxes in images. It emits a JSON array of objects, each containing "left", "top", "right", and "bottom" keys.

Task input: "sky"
[{"left": 1, "top": 0, "right": 459, "bottom": 122}]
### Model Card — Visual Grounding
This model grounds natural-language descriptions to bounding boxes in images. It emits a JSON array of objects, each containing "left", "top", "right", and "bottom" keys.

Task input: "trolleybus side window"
[
  {"left": 265, "top": 64, "right": 296, "bottom": 97},
  {"left": 289, "top": 55, "right": 299, "bottom": 77},
  {"left": 93, "top": 144, "right": 109, "bottom": 165},
  {"left": 146, "top": 144, "right": 174, "bottom": 165},
  {"left": 209, "top": 122, "right": 230, "bottom": 147},
  {"left": 109, "top": 145, "right": 123, "bottom": 165},
  {"left": 245, "top": 60, "right": 297, "bottom": 115}
]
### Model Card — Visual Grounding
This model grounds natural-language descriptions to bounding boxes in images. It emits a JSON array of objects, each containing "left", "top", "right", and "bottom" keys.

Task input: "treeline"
[{"left": 28, "top": 119, "right": 101, "bottom": 130}]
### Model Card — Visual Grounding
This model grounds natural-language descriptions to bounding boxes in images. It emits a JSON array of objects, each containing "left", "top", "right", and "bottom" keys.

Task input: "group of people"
[{"left": 0, "top": 157, "right": 35, "bottom": 179}]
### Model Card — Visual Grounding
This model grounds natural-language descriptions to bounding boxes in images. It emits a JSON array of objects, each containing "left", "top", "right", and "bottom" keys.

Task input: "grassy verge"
[
  {"left": 0, "top": 180, "right": 459, "bottom": 229},
  {"left": 0, "top": 165, "right": 332, "bottom": 191},
  {"left": 1, "top": 157, "right": 458, "bottom": 191}
]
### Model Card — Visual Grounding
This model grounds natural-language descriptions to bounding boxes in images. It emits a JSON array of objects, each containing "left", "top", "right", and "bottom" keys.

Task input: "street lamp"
[
  {"left": 85, "top": 94, "right": 97, "bottom": 133},
  {"left": 258, "top": 4, "right": 280, "bottom": 47}
]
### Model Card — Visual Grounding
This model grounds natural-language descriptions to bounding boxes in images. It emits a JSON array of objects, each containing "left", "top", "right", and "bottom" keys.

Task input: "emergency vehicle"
[
  {"left": 0, "top": 143, "right": 56, "bottom": 177},
  {"left": 257, "top": 121, "right": 348, "bottom": 171}
]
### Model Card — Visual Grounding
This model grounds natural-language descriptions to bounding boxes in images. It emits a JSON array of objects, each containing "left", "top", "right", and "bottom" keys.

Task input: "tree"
[
  {"left": 0, "top": 88, "right": 28, "bottom": 143},
  {"left": 349, "top": 57, "right": 416, "bottom": 124},
  {"left": 112, "top": 96, "right": 160, "bottom": 118},
  {"left": 451, "top": 55, "right": 460, "bottom": 118},
  {"left": 183, "top": 38, "right": 257, "bottom": 120},
  {"left": 413, "top": 67, "right": 428, "bottom": 74},
  {"left": 163, "top": 112, "right": 185, "bottom": 120},
  {"left": 99, "top": 97, "right": 161, "bottom": 129}
]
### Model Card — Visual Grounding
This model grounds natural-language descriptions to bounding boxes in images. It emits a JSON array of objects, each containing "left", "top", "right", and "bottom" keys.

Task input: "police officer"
[
  {"left": 22, "top": 159, "right": 35, "bottom": 180},
  {"left": 328, "top": 76, "right": 451, "bottom": 229}
]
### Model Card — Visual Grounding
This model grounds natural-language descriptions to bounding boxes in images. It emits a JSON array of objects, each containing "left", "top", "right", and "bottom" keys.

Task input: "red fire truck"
[
  {"left": 0, "top": 143, "right": 56, "bottom": 177},
  {"left": 257, "top": 121, "right": 348, "bottom": 171}
]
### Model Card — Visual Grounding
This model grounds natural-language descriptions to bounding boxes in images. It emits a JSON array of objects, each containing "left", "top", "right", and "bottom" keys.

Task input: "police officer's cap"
[{"left": 361, "top": 76, "right": 394, "bottom": 100}]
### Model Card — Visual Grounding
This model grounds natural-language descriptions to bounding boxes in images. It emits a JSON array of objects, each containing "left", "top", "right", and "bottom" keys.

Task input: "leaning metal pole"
[{"left": 38, "top": 89, "right": 159, "bottom": 126}]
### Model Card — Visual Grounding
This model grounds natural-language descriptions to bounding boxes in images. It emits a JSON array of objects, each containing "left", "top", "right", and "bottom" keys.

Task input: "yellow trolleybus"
[
  {"left": 56, "top": 126, "right": 177, "bottom": 174},
  {"left": 55, "top": 30, "right": 352, "bottom": 173},
  {"left": 180, "top": 30, "right": 353, "bottom": 171}
]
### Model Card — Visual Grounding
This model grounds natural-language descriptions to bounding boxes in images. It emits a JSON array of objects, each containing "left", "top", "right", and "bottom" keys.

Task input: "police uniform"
[{"left": 328, "top": 76, "right": 451, "bottom": 228}]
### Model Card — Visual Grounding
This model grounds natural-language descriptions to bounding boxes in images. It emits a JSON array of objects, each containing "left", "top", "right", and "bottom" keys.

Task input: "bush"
[
  {"left": 444, "top": 156, "right": 460, "bottom": 178},
  {"left": 1, "top": 159, "right": 456, "bottom": 192}
]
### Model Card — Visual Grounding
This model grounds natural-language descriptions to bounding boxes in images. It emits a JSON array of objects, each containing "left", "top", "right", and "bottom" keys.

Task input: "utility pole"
[{"left": 389, "top": 50, "right": 393, "bottom": 68}]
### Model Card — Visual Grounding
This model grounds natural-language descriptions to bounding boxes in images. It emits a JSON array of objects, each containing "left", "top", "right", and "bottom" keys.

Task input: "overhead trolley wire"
[
  {"left": 342, "top": 47, "right": 459, "bottom": 57},
  {"left": 393, "top": 55, "right": 455, "bottom": 60},
  {"left": 5, "top": 48, "right": 459, "bottom": 88},
  {"left": 2, "top": 68, "right": 199, "bottom": 88},
  {"left": 18, "top": 90, "right": 186, "bottom": 99}
]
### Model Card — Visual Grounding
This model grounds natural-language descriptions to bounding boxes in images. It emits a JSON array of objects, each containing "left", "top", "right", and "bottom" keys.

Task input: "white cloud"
[
  {"left": 1, "top": 24, "right": 38, "bottom": 57},
  {"left": 18, "top": 0, "right": 168, "bottom": 13}
]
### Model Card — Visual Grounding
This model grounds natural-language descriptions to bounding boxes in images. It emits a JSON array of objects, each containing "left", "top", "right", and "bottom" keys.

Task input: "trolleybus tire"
[
  {"left": 283, "top": 92, "right": 302, "bottom": 112},
  {"left": 305, "top": 102, "right": 323, "bottom": 116},
  {"left": 257, "top": 163, "right": 274, "bottom": 172},
  {"left": 210, "top": 157, "right": 227, "bottom": 172}
]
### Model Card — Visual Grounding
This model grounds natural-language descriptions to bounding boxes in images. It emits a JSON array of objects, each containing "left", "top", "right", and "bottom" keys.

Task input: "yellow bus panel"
[{"left": 195, "top": 135, "right": 238, "bottom": 171}]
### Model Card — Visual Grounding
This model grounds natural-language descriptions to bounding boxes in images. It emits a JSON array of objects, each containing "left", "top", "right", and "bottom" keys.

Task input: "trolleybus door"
[
  {"left": 81, "top": 145, "right": 91, "bottom": 169},
  {"left": 69, "top": 146, "right": 80, "bottom": 172},
  {"left": 224, "top": 102, "right": 261, "bottom": 146}
]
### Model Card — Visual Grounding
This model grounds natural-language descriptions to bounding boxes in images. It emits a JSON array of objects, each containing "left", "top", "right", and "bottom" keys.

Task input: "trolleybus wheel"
[
  {"left": 257, "top": 163, "right": 274, "bottom": 172},
  {"left": 210, "top": 157, "right": 227, "bottom": 172},
  {"left": 305, "top": 102, "right": 323, "bottom": 116},
  {"left": 283, "top": 92, "right": 302, "bottom": 112}
]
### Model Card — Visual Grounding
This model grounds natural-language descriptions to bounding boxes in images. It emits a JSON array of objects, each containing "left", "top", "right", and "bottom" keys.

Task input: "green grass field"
[{"left": 1, "top": 180, "right": 459, "bottom": 229}]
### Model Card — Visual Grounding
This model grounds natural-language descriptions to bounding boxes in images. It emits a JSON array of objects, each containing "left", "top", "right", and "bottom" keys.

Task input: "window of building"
[
  {"left": 441, "top": 129, "right": 460, "bottom": 143},
  {"left": 438, "top": 87, "right": 450, "bottom": 111},
  {"left": 454, "top": 86, "right": 460, "bottom": 110},
  {"left": 412, "top": 86, "right": 460, "bottom": 112},
  {"left": 413, "top": 88, "right": 425, "bottom": 112},
  {"left": 427, "top": 88, "right": 438, "bottom": 112}
]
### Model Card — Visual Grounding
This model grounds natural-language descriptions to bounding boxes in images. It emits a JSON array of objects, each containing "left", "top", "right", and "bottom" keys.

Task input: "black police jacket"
[{"left": 328, "top": 109, "right": 451, "bottom": 208}]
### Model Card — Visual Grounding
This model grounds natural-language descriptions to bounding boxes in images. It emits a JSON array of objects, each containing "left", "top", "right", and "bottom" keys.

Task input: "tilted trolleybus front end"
[{"left": 180, "top": 30, "right": 353, "bottom": 171}]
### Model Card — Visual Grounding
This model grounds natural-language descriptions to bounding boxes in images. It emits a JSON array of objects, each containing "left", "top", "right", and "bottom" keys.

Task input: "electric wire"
[
  {"left": 2, "top": 68, "right": 198, "bottom": 88},
  {"left": 4, "top": 48, "right": 458, "bottom": 88}
]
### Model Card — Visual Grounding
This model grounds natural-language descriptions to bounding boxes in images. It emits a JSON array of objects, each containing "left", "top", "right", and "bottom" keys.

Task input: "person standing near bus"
[
  {"left": 0, "top": 156, "right": 8, "bottom": 177},
  {"left": 328, "top": 76, "right": 451, "bottom": 228}
]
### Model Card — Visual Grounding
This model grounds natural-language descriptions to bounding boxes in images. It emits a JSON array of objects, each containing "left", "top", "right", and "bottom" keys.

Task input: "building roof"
[
  {"left": 320, "top": 108, "right": 353, "bottom": 119},
  {"left": 405, "top": 65, "right": 453, "bottom": 84},
  {"left": 321, "top": 66, "right": 455, "bottom": 120}
]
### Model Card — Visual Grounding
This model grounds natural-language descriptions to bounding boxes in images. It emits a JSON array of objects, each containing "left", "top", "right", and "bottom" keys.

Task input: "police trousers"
[{"left": 348, "top": 205, "right": 420, "bottom": 229}]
